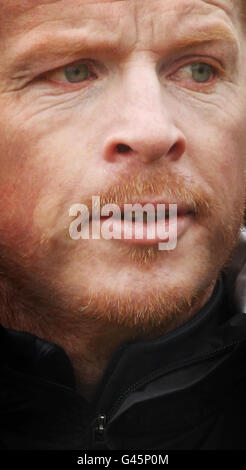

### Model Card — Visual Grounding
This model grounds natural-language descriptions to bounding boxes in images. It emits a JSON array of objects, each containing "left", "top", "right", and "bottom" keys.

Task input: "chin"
[{"left": 67, "top": 255, "right": 217, "bottom": 336}]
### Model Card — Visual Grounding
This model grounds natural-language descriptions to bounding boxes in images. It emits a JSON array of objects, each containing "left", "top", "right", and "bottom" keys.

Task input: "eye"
[
  {"left": 169, "top": 61, "right": 218, "bottom": 88},
  {"left": 190, "top": 63, "right": 214, "bottom": 83},
  {"left": 45, "top": 61, "right": 97, "bottom": 85},
  {"left": 64, "top": 63, "right": 91, "bottom": 83}
]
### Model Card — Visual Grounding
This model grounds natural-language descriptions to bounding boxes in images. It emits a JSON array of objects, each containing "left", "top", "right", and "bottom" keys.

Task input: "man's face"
[{"left": 0, "top": 0, "right": 245, "bottom": 333}]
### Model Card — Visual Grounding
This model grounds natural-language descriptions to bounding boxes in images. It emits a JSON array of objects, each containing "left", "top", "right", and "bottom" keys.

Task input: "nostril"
[
  {"left": 168, "top": 140, "right": 186, "bottom": 161},
  {"left": 116, "top": 143, "right": 132, "bottom": 154},
  {"left": 168, "top": 143, "right": 177, "bottom": 155}
]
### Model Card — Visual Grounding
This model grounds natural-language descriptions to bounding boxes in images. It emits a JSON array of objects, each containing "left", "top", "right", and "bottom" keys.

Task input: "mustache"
[{"left": 79, "top": 169, "right": 219, "bottom": 218}]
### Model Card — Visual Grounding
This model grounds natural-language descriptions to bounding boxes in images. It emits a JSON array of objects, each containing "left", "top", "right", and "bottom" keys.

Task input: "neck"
[{"left": 0, "top": 275, "right": 216, "bottom": 402}]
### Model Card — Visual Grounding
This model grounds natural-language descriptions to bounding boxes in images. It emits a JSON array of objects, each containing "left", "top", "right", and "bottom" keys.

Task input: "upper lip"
[
  {"left": 123, "top": 201, "right": 191, "bottom": 214},
  {"left": 98, "top": 201, "right": 193, "bottom": 218}
]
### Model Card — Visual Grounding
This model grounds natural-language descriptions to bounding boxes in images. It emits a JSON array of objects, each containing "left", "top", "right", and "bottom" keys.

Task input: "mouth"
[
  {"left": 100, "top": 198, "right": 192, "bottom": 217},
  {"left": 116, "top": 204, "right": 191, "bottom": 223},
  {"left": 96, "top": 201, "right": 194, "bottom": 246}
]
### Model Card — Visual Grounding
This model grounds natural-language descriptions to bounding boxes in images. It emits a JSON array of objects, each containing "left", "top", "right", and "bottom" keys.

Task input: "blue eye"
[
  {"left": 191, "top": 63, "right": 214, "bottom": 83},
  {"left": 64, "top": 64, "right": 90, "bottom": 83}
]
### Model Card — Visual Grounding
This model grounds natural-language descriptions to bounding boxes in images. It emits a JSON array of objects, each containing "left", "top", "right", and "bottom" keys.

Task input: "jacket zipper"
[
  {"left": 92, "top": 340, "right": 238, "bottom": 447},
  {"left": 93, "top": 414, "right": 107, "bottom": 443}
]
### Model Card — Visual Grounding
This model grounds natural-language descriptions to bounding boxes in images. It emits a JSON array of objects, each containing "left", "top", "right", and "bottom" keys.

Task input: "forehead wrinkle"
[
  {"left": 0, "top": 0, "right": 129, "bottom": 30},
  {"left": 0, "top": 0, "right": 242, "bottom": 52},
  {"left": 1, "top": 2, "right": 136, "bottom": 66},
  {"left": 202, "top": 0, "right": 238, "bottom": 14},
  {"left": 0, "top": 0, "right": 242, "bottom": 17},
  {"left": 0, "top": 0, "right": 124, "bottom": 10},
  {"left": 129, "top": 0, "right": 239, "bottom": 54},
  {"left": 0, "top": 0, "right": 132, "bottom": 41},
  {"left": 1, "top": 0, "right": 241, "bottom": 24},
  {"left": 202, "top": 0, "right": 245, "bottom": 27},
  {"left": 0, "top": 0, "right": 125, "bottom": 23}
]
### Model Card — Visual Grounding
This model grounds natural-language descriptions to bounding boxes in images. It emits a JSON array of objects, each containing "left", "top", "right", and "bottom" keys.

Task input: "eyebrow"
[
  {"left": 10, "top": 22, "right": 238, "bottom": 73},
  {"left": 164, "top": 24, "right": 237, "bottom": 53}
]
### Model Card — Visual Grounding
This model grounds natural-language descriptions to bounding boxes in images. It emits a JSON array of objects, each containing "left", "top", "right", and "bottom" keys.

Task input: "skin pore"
[{"left": 0, "top": 0, "right": 245, "bottom": 401}]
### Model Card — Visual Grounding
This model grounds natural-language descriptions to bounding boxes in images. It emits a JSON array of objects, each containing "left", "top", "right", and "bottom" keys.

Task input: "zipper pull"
[{"left": 93, "top": 414, "right": 107, "bottom": 444}]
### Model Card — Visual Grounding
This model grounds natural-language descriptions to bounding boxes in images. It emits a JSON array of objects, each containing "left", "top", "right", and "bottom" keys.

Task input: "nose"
[{"left": 102, "top": 65, "right": 186, "bottom": 165}]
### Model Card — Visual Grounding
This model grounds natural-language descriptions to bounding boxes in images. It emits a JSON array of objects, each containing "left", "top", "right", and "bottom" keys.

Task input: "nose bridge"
[
  {"left": 102, "top": 59, "right": 186, "bottom": 164},
  {"left": 119, "top": 60, "right": 170, "bottom": 129}
]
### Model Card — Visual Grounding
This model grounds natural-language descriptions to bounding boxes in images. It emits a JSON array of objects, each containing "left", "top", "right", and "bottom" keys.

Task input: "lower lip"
[{"left": 99, "top": 213, "right": 193, "bottom": 246}]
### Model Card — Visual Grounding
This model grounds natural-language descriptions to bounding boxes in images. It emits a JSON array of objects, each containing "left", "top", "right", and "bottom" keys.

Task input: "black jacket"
[{"left": 1, "top": 232, "right": 246, "bottom": 450}]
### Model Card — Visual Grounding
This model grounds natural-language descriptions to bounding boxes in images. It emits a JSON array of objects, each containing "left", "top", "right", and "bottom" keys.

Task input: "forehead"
[
  {"left": 0, "top": 0, "right": 238, "bottom": 12},
  {"left": 0, "top": 0, "right": 121, "bottom": 8},
  {"left": 0, "top": 0, "right": 241, "bottom": 36}
]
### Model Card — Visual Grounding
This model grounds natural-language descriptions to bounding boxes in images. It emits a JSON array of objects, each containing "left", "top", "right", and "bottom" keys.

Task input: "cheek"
[
  {"left": 0, "top": 178, "right": 42, "bottom": 258},
  {"left": 172, "top": 86, "right": 246, "bottom": 202},
  {"left": 0, "top": 118, "right": 99, "bottom": 258},
  {"left": 0, "top": 124, "right": 53, "bottom": 254},
  {"left": 182, "top": 111, "right": 246, "bottom": 213},
  {"left": 209, "top": 133, "right": 246, "bottom": 211}
]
